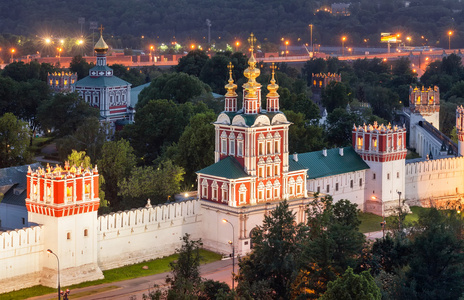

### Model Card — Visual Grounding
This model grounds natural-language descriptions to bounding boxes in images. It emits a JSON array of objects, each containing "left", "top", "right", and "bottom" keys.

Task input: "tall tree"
[
  {"left": 236, "top": 200, "right": 307, "bottom": 299},
  {"left": 176, "top": 50, "right": 210, "bottom": 77},
  {"left": 321, "top": 81, "right": 351, "bottom": 113},
  {"left": 326, "top": 108, "right": 361, "bottom": 147},
  {"left": 0, "top": 113, "right": 31, "bottom": 167},
  {"left": 98, "top": 139, "right": 136, "bottom": 210},
  {"left": 69, "top": 55, "right": 93, "bottom": 79}
]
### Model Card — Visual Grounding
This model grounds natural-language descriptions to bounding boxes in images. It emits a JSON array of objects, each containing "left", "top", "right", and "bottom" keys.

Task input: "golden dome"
[
  {"left": 225, "top": 62, "right": 237, "bottom": 97},
  {"left": 94, "top": 35, "right": 109, "bottom": 53},
  {"left": 242, "top": 33, "right": 261, "bottom": 98},
  {"left": 267, "top": 63, "right": 279, "bottom": 97}
]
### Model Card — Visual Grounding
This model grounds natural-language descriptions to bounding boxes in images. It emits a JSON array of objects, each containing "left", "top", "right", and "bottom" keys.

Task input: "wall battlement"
[
  {"left": 0, "top": 225, "right": 43, "bottom": 252},
  {"left": 406, "top": 156, "right": 464, "bottom": 176}
]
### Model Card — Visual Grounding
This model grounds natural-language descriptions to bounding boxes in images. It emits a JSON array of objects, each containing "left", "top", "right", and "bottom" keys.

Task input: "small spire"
[
  {"left": 242, "top": 33, "right": 261, "bottom": 99},
  {"left": 225, "top": 62, "right": 237, "bottom": 97},
  {"left": 94, "top": 25, "right": 109, "bottom": 53},
  {"left": 267, "top": 63, "right": 279, "bottom": 97}
]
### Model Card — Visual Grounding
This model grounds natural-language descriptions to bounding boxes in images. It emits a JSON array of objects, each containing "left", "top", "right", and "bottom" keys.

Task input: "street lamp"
[
  {"left": 47, "top": 249, "right": 61, "bottom": 300},
  {"left": 448, "top": 31, "right": 453, "bottom": 50},
  {"left": 406, "top": 36, "right": 411, "bottom": 46},
  {"left": 149, "top": 45, "right": 154, "bottom": 62},
  {"left": 235, "top": 41, "right": 240, "bottom": 52},
  {"left": 10, "top": 48, "right": 15, "bottom": 61},
  {"left": 222, "top": 219, "right": 235, "bottom": 290},
  {"left": 309, "top": 24, "right": 313, "bottom": 53},
  {"left": 341, "top": 36, "right": 346, "bottom": 56},
  {"left": 285, "top": 40, "right": 289, "bottom": 57}
]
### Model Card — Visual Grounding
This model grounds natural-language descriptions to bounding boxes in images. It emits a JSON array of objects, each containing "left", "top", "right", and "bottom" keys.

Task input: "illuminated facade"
[
  {"left": 72, "top": 31, "right": 133, "bottom": 131},
  {"left": 47, "top": 72, "right": 77, "bottom": 92}
]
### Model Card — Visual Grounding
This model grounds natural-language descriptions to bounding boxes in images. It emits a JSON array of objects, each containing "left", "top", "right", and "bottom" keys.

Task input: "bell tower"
[{"left": 26, "top": 164, "right": 103, "bottom": 287}]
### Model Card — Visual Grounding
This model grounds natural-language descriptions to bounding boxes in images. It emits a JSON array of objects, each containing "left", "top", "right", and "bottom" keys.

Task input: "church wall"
[
  {"left": 307, "top": 170, "right": 366, "bottom": 209},
  {"left": 96, "top": 200, "right": 202, "bottom": 270},
  {"left": 0, "top": 226, "right": 44, "bottom": 293},
  {"left": 405, "top": 156, "right": 464, "bottom": 205}
]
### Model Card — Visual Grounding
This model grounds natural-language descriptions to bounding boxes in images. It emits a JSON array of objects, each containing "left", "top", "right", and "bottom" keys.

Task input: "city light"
[
  {"left": 448, "top": 31, "right": 453, "bottom": 50},
  {"left": 341, "top": 36, "right": 346, "bottom": 56}
]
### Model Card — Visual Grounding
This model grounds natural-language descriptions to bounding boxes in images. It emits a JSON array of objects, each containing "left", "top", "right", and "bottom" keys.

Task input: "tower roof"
[{"left": 94, "top": 25, "right": 109, "bottom": 53}]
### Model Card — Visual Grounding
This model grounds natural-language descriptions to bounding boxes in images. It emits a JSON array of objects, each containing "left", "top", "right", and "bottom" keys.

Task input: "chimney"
[
  {"left": 322, "top": 148, "right": 327, "bottom": 157},
  {"left": 293, "top": 152, "right": 298, "bottom": 162},
  {"left": 339, "top": 148, "right": 344, "bottom": 156}
]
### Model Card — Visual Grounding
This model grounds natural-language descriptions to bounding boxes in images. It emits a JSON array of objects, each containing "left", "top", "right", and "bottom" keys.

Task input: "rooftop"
[{"left": 196, "top": 156, "right": 250, "bottom": 179}]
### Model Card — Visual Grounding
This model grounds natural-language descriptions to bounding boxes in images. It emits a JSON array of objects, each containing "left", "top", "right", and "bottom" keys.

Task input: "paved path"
[{"left": 28, "top": 259, "right": 234, "bottom": 300}]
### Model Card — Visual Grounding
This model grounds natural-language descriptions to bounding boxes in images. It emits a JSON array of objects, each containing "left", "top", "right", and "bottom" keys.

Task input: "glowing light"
[
  {"left": 342, "top": 36, "right": 346, "bottom": 41},
  {"left": 184, "top": 193, "right": 188, "bottom": 197},
  {"left": 190, "top": 44, "right": 195, "bottom": 49},
  {"left": 285, "top": 40, "right": 289, "bottom": 46},
  {"left": 10, "top": 48, "right": 15, "bottom": 53},
  {"left": 45, "top": 38, "right": 51, "bottom": 44},
  {"left": 60, "top": 39, "right": 64, "bottom": 45},
  {"left": 448, "top": 31, "right": 453, "bottom": 36}
]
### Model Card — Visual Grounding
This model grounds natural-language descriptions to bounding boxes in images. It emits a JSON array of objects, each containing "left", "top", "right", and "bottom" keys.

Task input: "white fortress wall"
[
  {"left": 411, "top": 125, "right": 442, "bottom": 158},
  {"left": 97, "top": 200, "right": 202, "bottom": 270},
  {"left": 0, "top": 225, "right": 44, "bottom": 293},
  {"left": 307, "top": 170, "right": 366, "bottom": 209},
  {"left": 405, "top": 156, "right": 464, "bottom": 205}
]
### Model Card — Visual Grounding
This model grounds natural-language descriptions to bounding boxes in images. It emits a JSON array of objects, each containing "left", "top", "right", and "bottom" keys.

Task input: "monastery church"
[{"left": 1, "top": 34, "right": 464, "bottom": 293}]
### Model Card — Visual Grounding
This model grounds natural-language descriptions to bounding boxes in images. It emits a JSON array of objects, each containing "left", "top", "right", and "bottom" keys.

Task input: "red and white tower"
[
  {"left": 26, "top": 164, "right": 103, "bottom": 287},
  {"left": 197, "top": 34, "right": 307, "bottom": 208},
  {"left": 457, "top": 106, "right": 464, "bottom": 156},
  {"left": 353, "top": 122, "right": 407, "bottom": 216}
]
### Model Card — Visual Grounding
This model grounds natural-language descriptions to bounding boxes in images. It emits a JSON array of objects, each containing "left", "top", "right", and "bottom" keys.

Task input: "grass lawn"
[
  {"left": 1, "top": 249, "right": 222, "bottom": 300},
  {"left": 358, "top": 206, "right": 431, "bottom": 233}
]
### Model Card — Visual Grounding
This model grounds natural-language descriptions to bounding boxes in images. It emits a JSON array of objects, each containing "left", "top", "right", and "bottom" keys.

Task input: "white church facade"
[{"left": 2, "top": 35, "right": 464, "bottom": 293}]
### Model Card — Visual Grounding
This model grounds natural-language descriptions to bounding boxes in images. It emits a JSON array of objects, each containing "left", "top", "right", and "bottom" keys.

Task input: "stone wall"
[{"left": 97, "top": 200, "right": 202, "bottom": 270}]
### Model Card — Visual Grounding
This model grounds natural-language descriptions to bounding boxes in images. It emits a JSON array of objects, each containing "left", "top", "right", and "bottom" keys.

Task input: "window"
[
  {"left": 313, "top": 80, "right": 316, "bottom": 86},
  {"left": 266, "top": 189, "right": 271, "bottom": 199},
  {"left": 429, "top": 95, "right": 434, "bottom": 105},
  {"left": 274, "top": 164, "right": 279, "bottom": 176},
  {"left": 259, "top": 143, "right": 264, "bottom": 155},
  {"left": 359, "top": 178, "right": 362, "bottom": 186},
  {"left": 350, "top": 180, "right": 353, "bottom": 188},
  {"left": 221, "top": 139, "right": 227, "bottom": 154},
  {"left": 22, "top": 218, "right": 25, "bottom": 225},
  {"left": 267, "top": 166, "right": 272, "bottom": 177},
  {"left": 373, "top": 173, "right": 376, "bottom": 180},
  {"left": 274, "top": 140, "right": 280, "bottom": 153},
  {"left": 387, "top": 173, "right": 390, "bottom": 180},
  {"left": 259, "top": 166, "right": 264, "bottom": 178},
  {"left": 239, "top": 184, "right": 247, "bottom": 204},
  {"left": 67, "top": 232, "right": 71, "bottom": 240},
  {"left": 326, "top": 184, "right": 330, "bottom": 193},
  {"left": 357, "top": 137, "right": 363, "bottom": 150},
  {"left": 335, "top": 183, "right": 339, "bottom": 191},
  {"left": 372, "top": 138, "right": 377, "bottom": 149},
  {"left": 317, "top": 186, "right": 320, "bottom": 193},
  {"left": 397, "top": 172, "right": 400, "bottom": 178},
  {"left": 84, "top": 229, "right": 88, "bottom": 237},
  {"left": 416, "top": 95, "right": 421, "bottom": 105},
  {"left": 212, "top": 181, "right": 218, "bottom": 200},
  {"left": 297, "top": 185, "right": 301, "bottom": 194},
  {"left": 237, "top": 140, "right": 243, "bottom": 156},
  {"left": 221, "top": 183, "right": 228, "bottom": 203},
  {"left": 398, "top": 136, "right": 402, "bottom": 148},
  {"left": 229, "top": 139, "right": 235, "bottom": 155},
  {"left": 267, "top": 141, "right": 272, "bottom": 154},
  {"left": 201, "top": 179, "right": 208, "bottom": 199},
  {"left": 289, "top": 186, "right": 294, "bottom": 195}
]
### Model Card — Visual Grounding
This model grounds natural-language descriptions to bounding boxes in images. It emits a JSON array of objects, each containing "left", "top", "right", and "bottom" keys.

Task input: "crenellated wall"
[
  {"left": 97, "top": 200, "right": 202, "bottom": 270},
  {"left": 0, "top": 226, "right": 44, "bottom": 293},
  {"left": 405, "top": 156, "right": 464, "bottom": 206}
]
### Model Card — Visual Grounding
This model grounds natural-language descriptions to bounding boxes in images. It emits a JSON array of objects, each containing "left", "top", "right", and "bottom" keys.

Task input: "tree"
[
  {"left": 294, "top": 196, "right": 365, "bottom": 298},
  {"left": 284, "top": 110, "right": 326, "bottom": 153},
  {"left": 326, "top": 108, "right": 361, "bottom": 147},
  {"left": 137, "top": 72, "right": 212, "bottom": 109},
  {"left": 364, "top": 86, "right": 401, "bottom": 121},
  {"left": 199, "top": 54, "right": 230, "bottom": 94},
  {"left": 0, "top": 113, "right": 31, "bottom": 167},
  {"left": 236, "top": 200, "right": 307, "bottom": 299},
  {"left": 118, "top": 160, "right": 185, "bottom": 209},
  {"left": 176, "top": 50, "right": 210, "bottom": 77},
  {"left": 319, "top": 267, "right": 381, "bottom": 300},
  {"left": 69, "top": 55, "right": 93, "bottom": 79},
  {"left": 98, "top": 139, "right": 136, "bottom": 210},
  {"left": 322, "top": 81, "right": 351, "bottom": 113},
  {"left": 37, "top": 92, "right": 99, "bottom": 137},
  {"left": 168, "top": 111, "right": 216, "bottom": 186},
  {"left": 406, "top": 208, "right": 464, "bottom": 299},
  {"left": 67, "top": 150, "right": 91, "bottom": 168}
]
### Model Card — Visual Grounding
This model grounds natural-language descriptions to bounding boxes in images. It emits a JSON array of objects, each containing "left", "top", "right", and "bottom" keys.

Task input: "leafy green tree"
[
  {"left": 168, "top": 111, "right": 216, "bottom": 186},
  {"left": 110, "top": 63, "right": 145, "bottom": 86},
  {"left": 319, "top": 267, "right": 381, "bottom": 300},
  {"left": 301, "top": 58, "right": 328, "bottom": 85},
  {"left": 0, "top": 113, "right": 31, "bottom": 167},
  {"left": 176, "top": 50, "right": 210, "bottom": 77},
  {"left": 364, "top": 86, "right": 401, "bottom": 121},
  {"left": 137, "top": 72, "right": 211, "bottom": 109},
  {"left": 406, "top": 208, "right": 464, "bottom": 299},
  {"left": 322, "top": 81, "right": 351, "bottom": 113},
  {"left": 236, "top": 200, "right": 307, "bottom": 299},
  {"left": 118, "top": 160, "right": 185, "bottom": 209},
  {"left": 326, "top": 108, "right": 361, "bottom": 147},
  {"left": 199, "top": 54, "right": 229, "bottom": 94},
  {"left": 37, "top": 92, "right": 99, "bottom": 137},
  {"left": 69, "top": 55, "right": 93, "bottom": 79},
  {"left": 98, "top": 139, "right": 136, "bottom": 210},
  {"left": 295, "top": 196, "right": 365, "bottom": 298},
  {"left": 67, "top": 150, "right": 91, "bottom": 168},
  {"left": 284, "top": 110, "right": 326, "bottom": 153}
]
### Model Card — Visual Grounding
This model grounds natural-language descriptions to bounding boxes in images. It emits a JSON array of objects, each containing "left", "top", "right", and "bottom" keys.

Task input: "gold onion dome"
[
  {"left": 225, "top": 62, "right": 237, "bottom": 97},
  {"left": 94, "top": 35, "right": 109, "bottom": 53},
  {"left": 242, "top": 33, "right": 261, "bottom": 98},
  {"left": 267, "top": 63, "right": 279, "bottom": 97}
]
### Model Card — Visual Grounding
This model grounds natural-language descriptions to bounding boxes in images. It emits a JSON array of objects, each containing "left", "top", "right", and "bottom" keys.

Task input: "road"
[{"left": 28, "top": 259, "right": 235, "bottom": 300}]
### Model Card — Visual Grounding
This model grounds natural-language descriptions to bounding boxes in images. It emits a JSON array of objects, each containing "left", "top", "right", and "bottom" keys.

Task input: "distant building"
[
  {"left": 331, "top": 3, "right": 351, "bottom": 16},
  {"left": 47, "top": 72, "right": 77, "bottom": 92},
  {"left": 72, "top": 31, "right": 133, "bottom": 132}
]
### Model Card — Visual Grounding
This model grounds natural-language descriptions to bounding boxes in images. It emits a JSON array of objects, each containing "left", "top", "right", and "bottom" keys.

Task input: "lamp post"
[
  {"left": 47, "top": 249, "right": 61, "bottom": 300},
  {"left": 10, "top": 48, "right": 15, "bottom": 61},
  {"left": 341, "top": 36, "right": 346, "bottom": 56},
  {"left": 309, "top": 24, "right": 313, "bottom": 53},
  {"left": 285, "top": 40, "right": 289, "bottom": 57},
  {"left": 222, "top": 219, "right": 235, "bottom": 290},
  {"left": 448, "top": 31, "right": 453, "bottom": 50},
  {"left": 235, "top": 41, "right": 240, "bottom": 52},
  {"left": 397, "top": 191, "right": 402, "bottom": 231}
]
